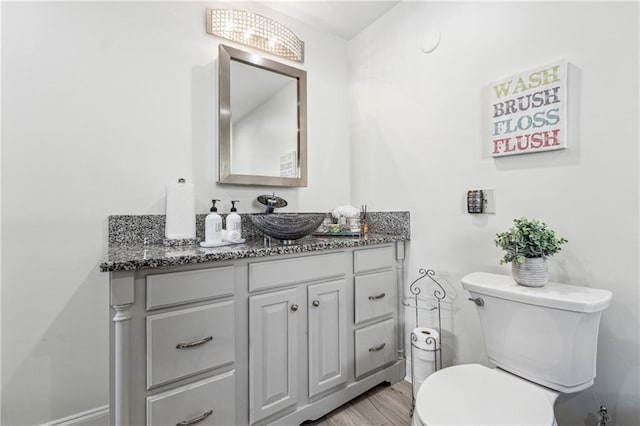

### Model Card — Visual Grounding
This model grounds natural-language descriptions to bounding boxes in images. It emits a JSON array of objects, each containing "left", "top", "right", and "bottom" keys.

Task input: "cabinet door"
[
  {"left": 249, "top": 288, "right": 299, "bottom": 424},
  {"left": 308, "top": 280, "right": 348, "bottom": 398}
]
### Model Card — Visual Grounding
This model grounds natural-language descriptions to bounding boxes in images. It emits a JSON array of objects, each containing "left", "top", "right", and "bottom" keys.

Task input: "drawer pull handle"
[
  {"left": 312, "top": 300, "right": 320, "bottom": 307},
  {"left": 368, "top": 293, "right": 386, "bottom": 300},
  {"left": 176, "top": 409, "right": 213, "bottom": 425},
  {"left": 291, "top": 304, "right": 299, "bottom": 312},
  {"left": 176, "top": 336, "right": 213, "bottom": 349},
  {"left": 369, "top": 343, "right": 386, "bottom": 352}
]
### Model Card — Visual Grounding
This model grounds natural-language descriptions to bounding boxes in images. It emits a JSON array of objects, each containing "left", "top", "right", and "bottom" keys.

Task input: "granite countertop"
[{"left": 100, "top": 233, "right": 407, "bottom": 272}]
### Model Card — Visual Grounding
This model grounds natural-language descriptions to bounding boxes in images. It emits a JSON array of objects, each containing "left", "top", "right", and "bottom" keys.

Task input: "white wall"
[
  {"left": 348, "top": 1, "right": 639, "bottom": 424},
  {"left": 1, "top": 2, "right": 350, "bottom": 424}
]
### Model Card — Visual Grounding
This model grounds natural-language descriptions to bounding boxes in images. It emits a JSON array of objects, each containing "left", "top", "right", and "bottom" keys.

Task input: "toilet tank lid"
[{"left": 462, "top": 272, "right": 612, "bottom": 313}]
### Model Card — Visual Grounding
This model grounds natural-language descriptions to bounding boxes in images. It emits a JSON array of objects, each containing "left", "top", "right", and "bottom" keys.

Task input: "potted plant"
[{"left": 494, "top": 217, "right": 568, "bottom": 287}]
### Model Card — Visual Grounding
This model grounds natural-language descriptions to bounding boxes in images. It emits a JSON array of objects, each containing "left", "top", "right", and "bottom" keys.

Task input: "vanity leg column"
[
  {"left": 395, "top": 241, "right": 406, "bottom": 359},
  {"left": 110, "top": 271, "right": 134, "bottom": 426},
  {"left": 113, "top": 304, "right": 132, "bottom": 426}
]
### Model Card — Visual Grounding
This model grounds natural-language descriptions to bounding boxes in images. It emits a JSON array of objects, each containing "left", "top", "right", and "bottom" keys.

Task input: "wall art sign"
[{"left": 489, "top": 60, "right": 567, "bottom": 157}]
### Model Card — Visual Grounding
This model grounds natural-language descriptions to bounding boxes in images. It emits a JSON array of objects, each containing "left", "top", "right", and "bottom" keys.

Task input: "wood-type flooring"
[{"left": 304, "top": 380, "right": 413, "bottom": 426}]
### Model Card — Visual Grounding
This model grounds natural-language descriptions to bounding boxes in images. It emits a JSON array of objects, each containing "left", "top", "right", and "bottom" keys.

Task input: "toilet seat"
[{"left": 415, "top": 364, "right": 555, "bottom": 426}]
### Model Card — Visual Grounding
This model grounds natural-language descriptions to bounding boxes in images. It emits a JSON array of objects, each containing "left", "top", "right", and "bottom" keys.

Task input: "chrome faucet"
[
  {"left": 257, "top": 193, "right": 288, "bottom": 213},
  {"left": 266, "top": 197, "right": 277, "bottom": 213}
]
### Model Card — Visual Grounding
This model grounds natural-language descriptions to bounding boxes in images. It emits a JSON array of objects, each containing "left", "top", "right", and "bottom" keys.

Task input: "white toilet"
[{"left": 414, "top": 272, "right": 612, "bottom": 426}]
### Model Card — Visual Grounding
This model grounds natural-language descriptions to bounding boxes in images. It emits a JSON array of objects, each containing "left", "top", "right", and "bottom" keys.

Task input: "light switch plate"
[{"left": 482, "top": 188, "right": 496, "bottom": 214}]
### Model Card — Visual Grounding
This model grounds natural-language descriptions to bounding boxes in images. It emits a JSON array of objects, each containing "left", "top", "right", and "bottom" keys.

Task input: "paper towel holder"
[{"left": 402, "top": 268, "right": 447, "bottom": 416}]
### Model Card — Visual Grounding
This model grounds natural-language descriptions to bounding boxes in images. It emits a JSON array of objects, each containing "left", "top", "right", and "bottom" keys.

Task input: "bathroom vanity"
[{"left": 101, "top": 215, "right": 409, "bottom": 426}]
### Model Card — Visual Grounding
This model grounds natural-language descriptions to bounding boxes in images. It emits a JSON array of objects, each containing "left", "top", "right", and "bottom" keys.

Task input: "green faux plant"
[{"left": 494, "top": 218, "right": 568, "bottom": 265}]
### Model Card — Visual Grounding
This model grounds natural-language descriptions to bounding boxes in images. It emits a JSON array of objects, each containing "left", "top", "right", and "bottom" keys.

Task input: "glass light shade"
[{"left": 206, "top": 9, "right": 305, "bottom": 63}]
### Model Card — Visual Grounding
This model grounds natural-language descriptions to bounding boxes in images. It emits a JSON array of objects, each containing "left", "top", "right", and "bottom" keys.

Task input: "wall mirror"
[{"left": 218, "top": 44, "right": 307, "bottom": 187}]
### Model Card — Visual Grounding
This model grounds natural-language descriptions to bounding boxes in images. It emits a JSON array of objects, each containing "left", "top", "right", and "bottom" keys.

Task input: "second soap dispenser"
[
  {"left": 205, "top": 199, "right": 223, "bottom": 244},
  {"left": 226, "top": 200, "right": 241, "bottom": 234}
]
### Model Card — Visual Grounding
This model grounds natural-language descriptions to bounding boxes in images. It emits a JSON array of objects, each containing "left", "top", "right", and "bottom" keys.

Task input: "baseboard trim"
[{"left": 41, "top": 405, "right": 109, "bottom": 426}]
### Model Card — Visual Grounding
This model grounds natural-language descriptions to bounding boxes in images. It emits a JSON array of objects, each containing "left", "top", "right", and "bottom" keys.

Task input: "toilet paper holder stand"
[{"left": 402, "top": 268, "right": 447, "bottom": 416}]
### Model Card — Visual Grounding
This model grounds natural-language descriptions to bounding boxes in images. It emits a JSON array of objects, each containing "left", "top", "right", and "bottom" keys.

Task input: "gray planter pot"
[{"left": 512, "top": 257, "right": 548, "bottom": 287}]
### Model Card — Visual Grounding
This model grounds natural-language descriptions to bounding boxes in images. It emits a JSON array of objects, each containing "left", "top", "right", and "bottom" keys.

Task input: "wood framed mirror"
[{"left": 218, "top": 44, "right": 307, "bottom": 187}]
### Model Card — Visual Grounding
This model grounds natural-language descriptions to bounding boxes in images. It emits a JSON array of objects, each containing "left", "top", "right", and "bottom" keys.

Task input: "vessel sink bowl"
[{"left": 249, "top": 213, "right": 326, "bottom": 242}]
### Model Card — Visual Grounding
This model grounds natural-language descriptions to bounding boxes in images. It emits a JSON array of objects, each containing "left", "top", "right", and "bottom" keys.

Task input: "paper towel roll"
[
  {"left": 412, "top": 327, "right": 440, "bottom": 396},
  {"left": 222, "top": 229, "right": 241, "bottom": 242},
  {"left": 165, "top": 179, "right": 195, "bottom": 239}
]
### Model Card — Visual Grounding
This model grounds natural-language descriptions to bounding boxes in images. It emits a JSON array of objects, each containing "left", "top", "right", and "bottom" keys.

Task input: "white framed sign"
[{"left": 489, "top": 60, "right": 567, "bottom": 157}]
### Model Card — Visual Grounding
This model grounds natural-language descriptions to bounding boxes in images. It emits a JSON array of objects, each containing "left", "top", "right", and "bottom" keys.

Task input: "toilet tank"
[{"left": 462, "top": 272, "right": 612, "bottom": 393}]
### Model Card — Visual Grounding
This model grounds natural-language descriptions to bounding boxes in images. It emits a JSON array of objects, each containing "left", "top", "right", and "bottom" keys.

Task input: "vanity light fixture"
[{"left": 206, "top": 9, "right": 305, "bottom": 63}]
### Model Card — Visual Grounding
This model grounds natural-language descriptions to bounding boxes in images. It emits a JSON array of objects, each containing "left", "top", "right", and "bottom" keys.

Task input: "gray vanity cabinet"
[{"left": 108, "top": 243, "right": 406, "bottom": 426}]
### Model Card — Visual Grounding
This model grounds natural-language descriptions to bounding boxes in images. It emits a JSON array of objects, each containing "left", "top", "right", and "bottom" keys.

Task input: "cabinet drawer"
[
  {"left": 147, "top": 370, "right": 235, "bottom": 426},
  {"left": 249, "top": 252, "right": 345, "bottom": 292},
  {"left": 354, "top": 318, "right": 396, "bottom": 377},
  {"left": 354, "top": 270, "right": 396, "bottom": 324},
  {"left": 353, "top": 246, "right": 394, "bottom": 274},
  {"left": 146, "top": 266, "right": 234, "bottom": 310},
  {"left": 147, "top": 301, "right": 234, "bottom": 388}
]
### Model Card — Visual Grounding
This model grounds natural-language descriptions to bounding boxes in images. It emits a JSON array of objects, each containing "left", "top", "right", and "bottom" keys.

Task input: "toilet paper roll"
[
  {"left": 412, "top": 327, "right": 440, "bottom": 396},
  {"left": 222, "top": 229, "right": 241, "bottom": 242},
  {"left": 165, "top": 179, "right": 195, "bottom": 239}
]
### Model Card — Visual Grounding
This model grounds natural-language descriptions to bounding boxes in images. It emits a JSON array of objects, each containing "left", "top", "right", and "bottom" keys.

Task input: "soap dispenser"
[
  {"left": 226, "top": 200, "right": 241, "bottom": 234},
  {"left": 205, "top": 199, "right": 223, "bottom": 244}
]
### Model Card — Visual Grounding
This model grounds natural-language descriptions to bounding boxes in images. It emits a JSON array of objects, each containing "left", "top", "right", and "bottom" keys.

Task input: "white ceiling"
[{"left": 260, "top": 1, "right": 400, "bottom": 40}]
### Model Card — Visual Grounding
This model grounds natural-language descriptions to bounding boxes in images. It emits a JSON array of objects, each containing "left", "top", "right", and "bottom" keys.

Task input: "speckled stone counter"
[
  {"left": 101, "top": 211, "right": 410, "bottom": 272},
  {"left": 100, "top": 233, "right": 407, "bottom": 272}
]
